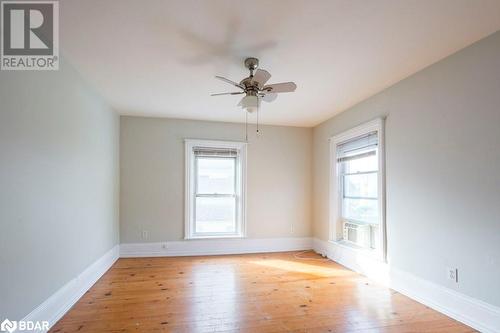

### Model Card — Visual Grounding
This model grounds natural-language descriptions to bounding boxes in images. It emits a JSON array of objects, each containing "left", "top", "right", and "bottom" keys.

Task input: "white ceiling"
[{"left": 60, "top": 0, "right": 500, "bottom": 127}]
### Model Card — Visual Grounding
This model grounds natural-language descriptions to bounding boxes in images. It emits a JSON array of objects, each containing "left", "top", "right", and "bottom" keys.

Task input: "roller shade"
[{"left": 193, "top": 147, "right": 238, "bottom": 157}]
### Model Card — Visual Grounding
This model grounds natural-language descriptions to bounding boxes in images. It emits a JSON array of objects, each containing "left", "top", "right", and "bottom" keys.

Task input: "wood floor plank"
[{"left": 49, "top": 251, "right": 476, "bottom": 333}]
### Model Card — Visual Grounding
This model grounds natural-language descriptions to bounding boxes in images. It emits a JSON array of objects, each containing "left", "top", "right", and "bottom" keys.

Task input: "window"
[
  {"left": 330, "top": 119, "right": 385, "bottom": 259},
  {"left": 185, "top": 140, "right": 246, "bottom": 239}
]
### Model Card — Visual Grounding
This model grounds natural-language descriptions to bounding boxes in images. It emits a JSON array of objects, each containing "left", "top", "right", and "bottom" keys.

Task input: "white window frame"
[
  {"left": 329, "top": 118, "right": 386, "bottom": 261},
  {"left": 185, "top": 139, "right": 247, "bottom": 239}
]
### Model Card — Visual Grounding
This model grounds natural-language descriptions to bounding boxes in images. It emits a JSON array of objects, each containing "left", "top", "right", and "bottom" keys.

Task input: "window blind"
[
  {"left": 193, "top": 147, "right": 238, "bottom": 157},
  {"left": 337, "top": 131, "right": 378, "bottom": 162}
]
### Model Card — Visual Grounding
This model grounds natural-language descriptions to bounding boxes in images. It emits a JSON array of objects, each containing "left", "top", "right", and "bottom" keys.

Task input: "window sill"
[
  {"left": 185, "top": 235, "right": 246, "bottom": 240},
  {"left": 329, "top": 240, "right": 385, "bottom": 262}
]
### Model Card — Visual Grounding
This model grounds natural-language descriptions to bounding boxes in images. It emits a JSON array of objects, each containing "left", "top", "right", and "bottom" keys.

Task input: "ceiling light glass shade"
[{"left": 239, "top": 95, "right": 260, "bottom": 113}]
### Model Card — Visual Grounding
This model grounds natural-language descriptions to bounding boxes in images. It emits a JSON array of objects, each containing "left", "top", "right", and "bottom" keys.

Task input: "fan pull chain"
[
  {"left": 256, "top": 105, "right": 260, "bottom": 135},
  {"left": 245, "top": 111, "right": 248, "bottom": 142}
]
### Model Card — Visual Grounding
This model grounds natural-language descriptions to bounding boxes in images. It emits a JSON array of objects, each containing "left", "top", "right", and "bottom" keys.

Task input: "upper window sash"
[{"left": 194, "top": 155, "right": 237, "bottom": 196}]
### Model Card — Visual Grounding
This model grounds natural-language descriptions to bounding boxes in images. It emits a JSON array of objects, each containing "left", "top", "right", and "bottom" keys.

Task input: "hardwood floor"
[{"left": 50, "top": 251, "right": 475, "bottom": 333}]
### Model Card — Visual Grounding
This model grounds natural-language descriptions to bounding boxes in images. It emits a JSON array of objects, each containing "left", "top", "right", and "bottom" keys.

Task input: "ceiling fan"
[{"left": 211, "top": 57, "right": 297, "bottom": 113}]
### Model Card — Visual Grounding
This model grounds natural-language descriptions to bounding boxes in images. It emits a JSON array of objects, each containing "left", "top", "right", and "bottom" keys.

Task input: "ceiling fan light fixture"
[{"left": 239, "top": 95, "right": 260, "bottom": 112}]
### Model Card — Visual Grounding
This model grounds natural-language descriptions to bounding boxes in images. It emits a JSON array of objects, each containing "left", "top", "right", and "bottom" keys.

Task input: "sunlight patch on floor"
[{"left": 249, "top": 259, "right": 353, "bottom": 277}]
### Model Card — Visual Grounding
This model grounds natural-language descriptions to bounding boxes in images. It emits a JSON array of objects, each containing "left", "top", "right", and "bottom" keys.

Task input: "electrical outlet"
[
  {"left": 141, "top": 230, "right": 149, "bottom": 239},
  {"left": 290, "top": 224, "right": 295, "bottom": 234},
  {"left": 447, "top": 268, "right": 458, "bottom": 283}
]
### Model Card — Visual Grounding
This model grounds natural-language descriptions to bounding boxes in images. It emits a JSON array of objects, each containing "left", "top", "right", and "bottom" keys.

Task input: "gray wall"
[
  {"left": 0, "top": 60, "right": 120, "bottom": 320},
  {"left": 313, "top": 31, "right": 500, "bottom": 307},
  {"left": 120, "top": 116, "right": 312, "bottom": 242}
]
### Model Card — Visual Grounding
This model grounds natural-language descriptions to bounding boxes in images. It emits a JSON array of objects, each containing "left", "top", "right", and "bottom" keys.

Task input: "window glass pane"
[
  {"left": 344, "top": 173, "right": 378, "bottom": 198},
  {"left": 197, "top": 157, "right": 235, "bottom": 194},
  {"left": 195, "top": 196, "right": 236, "bottom": 233},
  {"left": 342, "top": 198, "right": 378, "bottom": 224},
  {"left": 343, "top": 152, "right": 378, "bottom": 174}
]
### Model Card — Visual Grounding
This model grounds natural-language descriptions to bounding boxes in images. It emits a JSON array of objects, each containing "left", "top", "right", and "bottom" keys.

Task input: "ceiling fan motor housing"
[
  {"left": 244, "top": 57, "right": 259, "bottom": 71},
  {"left": 240, "top": 77, "right": 259, "bottom": 94}
]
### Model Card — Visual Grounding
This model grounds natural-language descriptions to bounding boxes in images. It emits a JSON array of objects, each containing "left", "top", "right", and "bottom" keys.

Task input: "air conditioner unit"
[{"left": 343, "top": 221, "right": 370, "bottom": 248}]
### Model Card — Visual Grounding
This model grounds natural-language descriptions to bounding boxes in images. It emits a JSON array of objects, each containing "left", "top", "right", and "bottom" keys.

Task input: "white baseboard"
[
  {"left": 20, "top": 245, "right": 120, "bottom": 333},
  {"left": 120, "top": 237, "right": 313, "bottom": 258},
  {"left": 313, "top": 238, "right": 500, "bottom": 333}
]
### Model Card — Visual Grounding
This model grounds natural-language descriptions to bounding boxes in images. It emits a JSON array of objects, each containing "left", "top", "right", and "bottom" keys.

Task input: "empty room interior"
[{"left": 1, "top": 0, "right": 500, "bottom": 332}]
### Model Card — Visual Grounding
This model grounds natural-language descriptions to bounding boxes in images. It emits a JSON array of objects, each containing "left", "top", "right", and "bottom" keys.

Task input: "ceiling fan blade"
[
  {"left": 211, "top": 92, "right": 245, "bottom": 96},
  {"left": 262, "top": 93, "right": 278, "bottom": 102},
  {"left": 262, "top": 82, "right": 297, "bottom": 93},
  {"left": 252, "top": 69, "right": 271, "bottom": 88},
  {"left": 215, "top": 76, "right": 245, "bottom": 89}
]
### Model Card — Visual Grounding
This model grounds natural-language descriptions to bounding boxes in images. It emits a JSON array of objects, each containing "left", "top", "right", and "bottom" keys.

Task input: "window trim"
[
  {"left": 329, "top": 118, "right": 386, "bottom": 261},
  {"left": 184, "top": 139, "right": 247, "bottom": 240}
]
